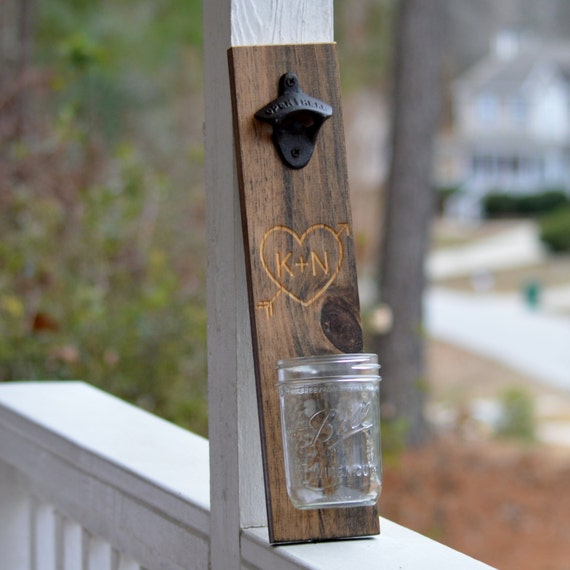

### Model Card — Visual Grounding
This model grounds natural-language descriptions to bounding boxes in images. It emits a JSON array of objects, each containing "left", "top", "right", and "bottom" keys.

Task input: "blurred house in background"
[{"left": 437, "top": 30, "right": 570, "bottom": 219}]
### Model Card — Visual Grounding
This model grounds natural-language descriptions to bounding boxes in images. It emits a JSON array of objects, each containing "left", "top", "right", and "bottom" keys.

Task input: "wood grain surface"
[{"left": 228, "top": 43, "right": 379, "bottom": 544}]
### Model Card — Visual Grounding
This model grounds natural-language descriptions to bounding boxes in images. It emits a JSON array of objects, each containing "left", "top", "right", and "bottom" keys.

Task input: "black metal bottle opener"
[{"left": 255, "top": 72, "right": 333, "bottom": 169}]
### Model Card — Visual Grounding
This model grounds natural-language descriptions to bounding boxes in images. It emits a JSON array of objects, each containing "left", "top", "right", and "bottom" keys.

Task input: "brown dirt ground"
[{"left": 378, "top": 339, "right": 570, "bottom": 570}]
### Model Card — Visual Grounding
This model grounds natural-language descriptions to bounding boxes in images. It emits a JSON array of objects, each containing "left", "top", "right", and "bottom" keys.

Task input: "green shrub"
[
  {"left": 436, "top": 185, "right": 461, "bottom": 213},
  {"left": 483, "top": 190, "right": 569, "bottom": 218},
  {"left": 518, "top": 191, "right": 569, "bottom": 214},
  {"left": 539, "top": 206, "right": 570, "bottom": 252},
  {"left": 380, "top": 418, "right": 409, "bottom": 465},
  {"left": 495, "top": 388, "right": 536, "bottom": 442},
  {"left": 0, "top": 138, "right": 209, "bottom": 437},
  {"left": 483, "top": 193, "right": 517, "bottom": 217}
]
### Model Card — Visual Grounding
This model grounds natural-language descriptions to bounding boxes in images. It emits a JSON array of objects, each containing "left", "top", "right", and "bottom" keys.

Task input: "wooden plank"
[{"left": 229, "top": 43, "right": 379, "bottom": 544}]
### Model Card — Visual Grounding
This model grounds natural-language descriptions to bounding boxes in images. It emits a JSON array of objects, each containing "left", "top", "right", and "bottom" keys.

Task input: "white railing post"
[
  {"left": 203, "top": 1, "right": 334, "bottom": 567},
  {"left": 203, "top": 2, "right": 265, "bottom": 569},
  {"left": 0, "top": 460, "right": 32, "bottom": 569}
]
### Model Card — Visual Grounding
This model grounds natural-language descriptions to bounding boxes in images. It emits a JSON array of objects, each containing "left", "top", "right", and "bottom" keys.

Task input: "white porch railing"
[{"left": 0, "top": 381, "right": 495, "bottom": 569}]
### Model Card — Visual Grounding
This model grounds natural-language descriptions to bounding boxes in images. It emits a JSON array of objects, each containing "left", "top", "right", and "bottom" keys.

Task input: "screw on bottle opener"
[{"left": 255, "top": 72, "right": 333, "bottom": 169}]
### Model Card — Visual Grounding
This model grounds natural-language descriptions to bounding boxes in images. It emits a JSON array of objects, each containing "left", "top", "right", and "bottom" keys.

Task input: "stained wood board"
[{"left": 228, "top": 43, "right": 380, "bottom": 544}]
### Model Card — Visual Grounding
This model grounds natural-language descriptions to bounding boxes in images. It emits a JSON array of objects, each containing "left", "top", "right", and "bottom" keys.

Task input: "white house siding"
[
  {"left": 437, "top": 40, "right": 570, "bottom": 204},
  {"left": 543, "top": 146, "right": 570, "bottom": 189},
  {"left": 530, "top": 77, "right": 570, "bottom": 143}
]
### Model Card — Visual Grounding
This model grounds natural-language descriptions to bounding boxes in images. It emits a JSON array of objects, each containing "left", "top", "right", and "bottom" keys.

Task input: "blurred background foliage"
[{"left": 1, "top": 0, "right": 207, "bottom": 435}]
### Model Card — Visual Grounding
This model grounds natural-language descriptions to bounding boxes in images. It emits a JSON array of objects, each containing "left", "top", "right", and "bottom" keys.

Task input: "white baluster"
[
  {"left": 32, "top": 499, "right": 57, "bottom": 570},
  {"left": 0, "top": 460, "right": 32, "bottom": 569},
  {"left": 86, "top": 535, "right": 113, "bottom": 570},
  {"left": 116, "top": 554, "right": 140, "bottom": 570},
  {"left": 59, "top": 517, "right": 84, "bottom": 570}
]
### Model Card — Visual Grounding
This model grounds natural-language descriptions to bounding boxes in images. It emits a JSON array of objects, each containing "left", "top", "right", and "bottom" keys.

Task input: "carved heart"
[{"left": 260, "top": 224, "right": 344, "bottom": 306}]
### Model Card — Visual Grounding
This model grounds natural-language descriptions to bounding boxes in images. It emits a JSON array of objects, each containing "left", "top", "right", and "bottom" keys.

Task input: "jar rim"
[
  {"left": 276, "top": 352, "right": 379, "bottom": 370},
  {"left": 277, "top": 376, "right": 381, "bottom": 386},
  {"left": 276, "top": 353, "right": 381, "bottom": 383}
]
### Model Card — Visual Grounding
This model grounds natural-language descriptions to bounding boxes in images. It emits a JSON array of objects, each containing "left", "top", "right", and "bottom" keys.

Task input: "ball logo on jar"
[
  {"left": 296, "top": 401, "right": 377, "bottom": 491},
  {"left": 308, "top": 402, "right": 372, "bottom": 448}
]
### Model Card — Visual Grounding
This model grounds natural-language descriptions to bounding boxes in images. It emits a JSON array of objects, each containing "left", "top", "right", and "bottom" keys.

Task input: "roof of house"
[{"left": 454, "top": 36, "right": 570, "bottom": 99}]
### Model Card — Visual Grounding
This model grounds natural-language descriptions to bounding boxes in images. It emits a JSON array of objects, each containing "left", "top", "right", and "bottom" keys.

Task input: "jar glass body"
[{"left": 277, "top": 353, "right": 382, "bottom": 510}]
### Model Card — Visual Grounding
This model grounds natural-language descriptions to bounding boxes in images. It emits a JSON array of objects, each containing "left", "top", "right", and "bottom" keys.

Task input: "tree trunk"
[
  {"left": 15, "top": 0, "right": 36, "bottom": 137},
  {"left": 0, "top": 0, "right": 36, "bottom": 139},
  {"left": 373, "top": 0, "right": 443, "bottom": 446}
]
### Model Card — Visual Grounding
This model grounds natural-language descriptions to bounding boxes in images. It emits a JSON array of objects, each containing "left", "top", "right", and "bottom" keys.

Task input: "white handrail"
[
  {"left": 0, "top": 382, "right": 210, "bottom": 570},
  {"left": 0, "top": 382, "right": 495, "bottom": 569}
]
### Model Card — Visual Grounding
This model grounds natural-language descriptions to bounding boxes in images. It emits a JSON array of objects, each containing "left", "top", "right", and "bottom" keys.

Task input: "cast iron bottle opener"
[{"left": 255, "top": 72, "right": 333, "bottom": 169}]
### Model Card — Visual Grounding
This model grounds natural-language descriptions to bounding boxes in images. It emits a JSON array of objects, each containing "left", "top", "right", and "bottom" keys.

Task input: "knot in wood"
[{"left": 320, "top": 295, "right": 363, "bottom": 353}]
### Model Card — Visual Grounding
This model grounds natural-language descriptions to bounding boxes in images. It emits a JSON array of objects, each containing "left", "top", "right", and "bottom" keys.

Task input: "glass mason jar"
[{"left": 277, "top": 353, "right": 382, "bottom": 510}]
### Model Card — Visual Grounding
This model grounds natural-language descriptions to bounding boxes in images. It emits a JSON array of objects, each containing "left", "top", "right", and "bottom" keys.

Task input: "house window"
[
  {"left": 498, "top": 156, "right": 518, "bottom": 175},
  {"left": 476, "top": 93, "right": 498, "bottom": 124},
  {"left": 472, "top": 154, "right": 495, "bottom": 177},
  {"left": 511, "top": 96, "right": 527, "bottom": 125}
]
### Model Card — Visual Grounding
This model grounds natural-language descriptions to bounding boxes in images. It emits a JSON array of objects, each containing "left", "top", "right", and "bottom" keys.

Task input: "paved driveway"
[
  {"left": 426, "top": 287, "right": 570, "bottom": 392},
  {"left": 427, "top": 221, "right": 545, "bottom": 280}
]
